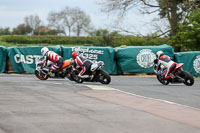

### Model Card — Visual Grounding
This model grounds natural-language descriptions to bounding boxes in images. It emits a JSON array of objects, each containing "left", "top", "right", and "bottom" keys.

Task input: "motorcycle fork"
[{"left": 40, "top": 70, "right": 48, "bottom": 75}]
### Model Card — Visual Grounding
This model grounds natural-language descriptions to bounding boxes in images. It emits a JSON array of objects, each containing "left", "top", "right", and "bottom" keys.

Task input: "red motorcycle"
[{"left": 154, "top": 62, "right": 194, "bottom": 86}]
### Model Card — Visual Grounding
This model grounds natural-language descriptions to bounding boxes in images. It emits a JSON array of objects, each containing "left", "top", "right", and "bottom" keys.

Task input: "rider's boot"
[
  {"left": 43, "top": 68, "right": 53, "bottom": 75},
  {"left": 78, "top": 73, "right": 89, "bottom": 78}
]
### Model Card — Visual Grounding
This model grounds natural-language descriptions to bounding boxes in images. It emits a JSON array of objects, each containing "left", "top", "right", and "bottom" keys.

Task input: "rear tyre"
[
  {"left": 74, "top": 77, "right": 84, "bottom": 83},
  {"left": 66, "top": 74, "right": 74, "bottom": 81},
  {"left": 156, "top": 75, "right": 169, "bottom": 85},
  {"left": 65, "top": 67, "right": 75, "bottom": 81},
  {"left": 72, "top": 73, "right": 83, "bottom": 83},
  {"left": 97, "top": 70, "right": 111, "bottom": 84},
  {"left": 35, "top": 70, "right": 48, "bottom": 80},
  {"left": 181, "top": 71, "right": 194, "bottom": 86}
]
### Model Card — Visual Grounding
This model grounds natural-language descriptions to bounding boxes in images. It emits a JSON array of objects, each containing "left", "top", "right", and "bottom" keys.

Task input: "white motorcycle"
[{"left": 72, "top": 61, "right": 111, "bottom": 84}]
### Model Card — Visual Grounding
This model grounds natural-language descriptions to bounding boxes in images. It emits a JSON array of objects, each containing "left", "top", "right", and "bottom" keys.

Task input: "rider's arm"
[
  {"left": 42, "top": 55, "right": 48, "bottom": 66},
  {"left": 154, "top": 59, "right": 158, "bottom": 64},
  {"left": 156, "top": 60, "right": 161, "bottom": 72},
  {"left": 73, "top": 59, "right": 77, "bottom": 68}
]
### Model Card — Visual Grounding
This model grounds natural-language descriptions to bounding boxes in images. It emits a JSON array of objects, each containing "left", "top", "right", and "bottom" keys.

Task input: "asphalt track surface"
[{"left": 0, "top": 74, "right": 200, "bottom": 133}]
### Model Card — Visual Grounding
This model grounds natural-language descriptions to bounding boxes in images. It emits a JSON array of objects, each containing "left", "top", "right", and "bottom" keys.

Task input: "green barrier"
[
  {"left": 7, "top": 46, "right": 62, "bottom": 73},
  {"left": 62, "top": 46, "right": 117, "bottom": 74},
  {"left": 0, "top": 46, "right": 7, "bottom": 73},
  {"left": 115, "top": 44, "right": 174, "bottom": 74},
  {"left": 174, "top": 51, "right": 200, "bottom": 77}
]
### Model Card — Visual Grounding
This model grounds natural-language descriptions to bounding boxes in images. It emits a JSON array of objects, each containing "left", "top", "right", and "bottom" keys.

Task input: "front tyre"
[
  {"left": 97, "top": 70, "right": 111, "bottom": 84},
  {"left": 181, "top": 71, "right": 194, "bottom": 86},
  {"left": 35, "top": 70, "right": 48, "bottom": 80},
  {"left": 156, "top": 75, "right": 169, "bottom": 85}
]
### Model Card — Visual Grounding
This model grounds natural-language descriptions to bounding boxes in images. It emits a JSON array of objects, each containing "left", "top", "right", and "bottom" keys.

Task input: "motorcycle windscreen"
[{"left": 91, "top": 63, "right": 98, "bottom": 72}]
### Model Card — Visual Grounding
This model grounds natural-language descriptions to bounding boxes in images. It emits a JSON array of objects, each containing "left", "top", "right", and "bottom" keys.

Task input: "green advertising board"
[
  {"left": 115, "top": 44, "right": 174, "bottom": 74},
  {"left": 62, "top": 46, "right": 117, "bottom": 74},
  {"left": 0, "top": 46, "right": 7, "bottom": 73},
  {"left": 7, "top": 46, "right": 62, "bottom": 73},
  {"left": 174, "top": 51, "right": 200, "bottom": 77}
]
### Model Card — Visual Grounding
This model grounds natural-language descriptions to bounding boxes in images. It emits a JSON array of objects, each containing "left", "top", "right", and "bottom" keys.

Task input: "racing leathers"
[
  {"left": 155, "top": 55, "right": 176, "bottom": 79},
  {"left": 73, "top": 54, "right": 92, "bottom": 78},
  {"left": 43, "top": 51, "right": 64, "bottom": 72}
]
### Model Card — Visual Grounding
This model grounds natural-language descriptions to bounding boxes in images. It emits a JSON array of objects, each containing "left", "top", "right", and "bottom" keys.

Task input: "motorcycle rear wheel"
[
  {"left": 66, "top": 74, "right": 74, "bottom": 81},
  {"left": 181, "top": 71, "right": 194, "bottom": 86},
  {"left": 35, "top": 70, "right": 49, "bottom": 80},
  {"left": 72, "top": 73, "right": 83, "bottom": 83},
  {"left": 75, "top": 77, "right": 83, "bottom": 83}
]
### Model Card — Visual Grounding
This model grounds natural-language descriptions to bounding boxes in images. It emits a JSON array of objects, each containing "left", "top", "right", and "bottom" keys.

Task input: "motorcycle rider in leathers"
[
  {"left": 154, "top": 51, "right": 176, "bottom": 79},
  {"left": 72, "top": 51, "right": 92, "bottom": 78},
  {"left": 41, "top": 47, "right": 64, "bottom": 74}
]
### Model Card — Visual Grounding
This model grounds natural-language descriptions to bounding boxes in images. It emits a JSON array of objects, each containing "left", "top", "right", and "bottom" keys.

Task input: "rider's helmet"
[
  {"left": 41, "top": 47, "right": 49, "bottom": 56},
  {"left": 156, "top": 51, "right": 164, "bottom": 58},
  {"left": 72, "top": 51, "right": 78, "bottom": 59}
]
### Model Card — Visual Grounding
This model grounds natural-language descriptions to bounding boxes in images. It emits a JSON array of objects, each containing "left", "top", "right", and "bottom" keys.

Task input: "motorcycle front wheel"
[
  {"left": 156, "top": 75, "right": 169, "bottom": 85},
  {"left": 35, "top": 70, "right": 49, "bottom": 80},
  {"left": 97, "top": 70, "right": 111, "bottom": 84}
]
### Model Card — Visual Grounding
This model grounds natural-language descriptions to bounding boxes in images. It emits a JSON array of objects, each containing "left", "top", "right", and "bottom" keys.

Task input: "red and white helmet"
[
  {"left": 72, "top": 51, "right": 78, "bottom": 59},
  {"left": 156, "top": 50, "right": 164, "bottom": 58}
]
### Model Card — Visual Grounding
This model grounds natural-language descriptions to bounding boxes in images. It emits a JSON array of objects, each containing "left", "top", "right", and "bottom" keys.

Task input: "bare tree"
[
  {"left": 48, "top": 11, "right": 66, "bottom": 35},
  {"left": 24, "top": 15, "right": 42, "bottom": 34},
  {"left": 48, "top": 6, "right": 92, "bottom": 36},
  {"left": 98, "top": 0, "right": 200, "bottom": 37},
  {"left": 72, "top": 8, "right": 92, "bottom": 36}
]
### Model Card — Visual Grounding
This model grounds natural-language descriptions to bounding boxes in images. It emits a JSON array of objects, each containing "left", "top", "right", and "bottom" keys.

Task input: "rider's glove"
[{"left": 156, "top": 71, "right": 162, "bottom": 75}]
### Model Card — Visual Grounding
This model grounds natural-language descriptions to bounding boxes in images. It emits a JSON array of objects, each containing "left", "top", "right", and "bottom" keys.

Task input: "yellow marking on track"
[
  {"left": 53, "top": 83, "right": 63, "bottom": 85},
  {"left": 86, "top": 85, "right": 116, "bottom": 90}
]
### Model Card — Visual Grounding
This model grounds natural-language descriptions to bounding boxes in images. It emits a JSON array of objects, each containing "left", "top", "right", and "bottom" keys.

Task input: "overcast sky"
[{"left": 0, "top": 0, "right": 159, "bottom": 35}]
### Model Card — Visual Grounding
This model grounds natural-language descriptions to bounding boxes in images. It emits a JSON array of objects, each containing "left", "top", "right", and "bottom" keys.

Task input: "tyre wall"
[
  {"left": 0, "top": 46, "right": 7, "bottom": 73},
  {"left": 115, "top": 44, "right": 174, "bottom": 74},
  {"left": 1, "top": 44, "right": 200, "bottom": 77},
  {"left": 174, "top": 51, "right": 200, "bottom": 77},
  {"left": 7, "top": 46, "right": 62, "bottom": 73}
]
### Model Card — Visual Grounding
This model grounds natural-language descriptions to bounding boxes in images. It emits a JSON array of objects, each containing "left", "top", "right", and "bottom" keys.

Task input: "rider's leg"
[
  {"left": 78, "top": 66, "right": 89, "bottom": 78},
  {"left": 78, "top": 66, "right": 86, "bottom": 76},
  {"left": 49, "top": 58, "right": 64, "bottom": 73},
  {"left": 164, "top": 63, "right": 176, "bottom": 78}
]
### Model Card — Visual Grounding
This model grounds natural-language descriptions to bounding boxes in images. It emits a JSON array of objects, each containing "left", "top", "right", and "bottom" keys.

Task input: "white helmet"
[
  {"left": 156, "top": 50, "right": 164, "bottom": 58},
  {"left": 41, "top": 47, "right": 49, "bottom": 56}
]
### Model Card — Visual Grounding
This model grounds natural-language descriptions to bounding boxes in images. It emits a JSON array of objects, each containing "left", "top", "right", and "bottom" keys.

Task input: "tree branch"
[
  {"left": 152, "top": 30, "right": 170, "bottom": 38},
  {"left": 140, "top": 0, "right": 159, "bottom": 8},
  {"left": 140, "top": 8, "right": 160, "bottom": 14},
  {"left": 111, "top": 26, "right": 145, "bottom": 36}
]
